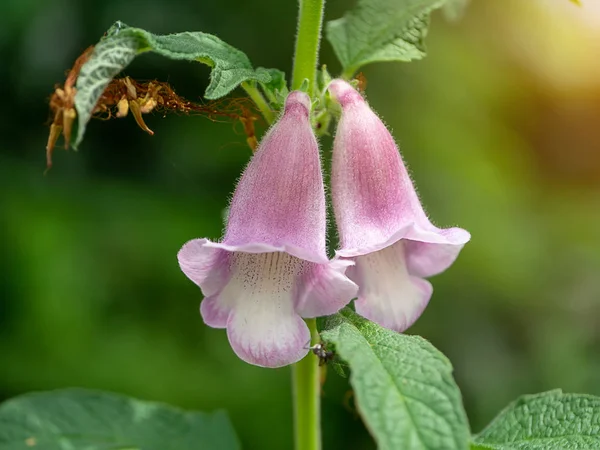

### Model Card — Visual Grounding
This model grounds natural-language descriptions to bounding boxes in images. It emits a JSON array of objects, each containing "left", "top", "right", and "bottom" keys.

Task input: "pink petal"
[
  {"left": 223, "top": 91, "right": 328, "bottom": 263},
  {"left": 295, "top": 259, "right": 358, "bottom": 317},
  {"left": 178, "top": 239, "right": 230, "bottom": 297}
]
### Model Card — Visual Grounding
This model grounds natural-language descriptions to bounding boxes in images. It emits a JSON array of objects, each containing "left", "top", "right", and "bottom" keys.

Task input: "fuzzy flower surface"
[
  {"left": 178, "top": 91, "right": 357, "bottom": 368},
  {"left": 328, "top": 79, "right": 470, "bottom": 333}
]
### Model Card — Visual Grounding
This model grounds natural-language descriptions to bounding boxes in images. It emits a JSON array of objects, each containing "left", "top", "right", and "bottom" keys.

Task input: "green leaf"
[
  {"left": 0, "top": 388, "right": 240, "bottom": 450},
  {"left": 257, "top": 67, "right": 288, "bottom": 107},
  {"left": 320, "top": 308, "right": 470, "bottom": 450},
  {"left": 74, "top": 21, "right": 272, "bottom": 148},
  {"left": 316, "top": 65, "right": 333, "bottom": 96},
  {"left": 325, "top": 0, "right": 448, "bottom": 77},
  {"left": 472, "top": 389, "right": 600, "bottom": 449}
]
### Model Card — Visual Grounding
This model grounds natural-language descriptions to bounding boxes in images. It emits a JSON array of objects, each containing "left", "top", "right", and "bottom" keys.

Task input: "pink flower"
[
  {"left": 178, "top": 91, "right": 357, "bottom": 368},
  {"left": 328, "top": 79, "right": 470, "bottom": 333}
]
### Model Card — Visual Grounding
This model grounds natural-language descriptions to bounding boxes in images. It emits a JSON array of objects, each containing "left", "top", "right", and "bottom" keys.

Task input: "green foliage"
[
  {"left": 472, "top": 390, "right": 600, "bottom": 449},
  {"left": 0, "top": 388, "right": 240, "bottom": 450},
  {"left": 325, "top": 0, "right": 449, "bottom": 77},
  {"left": 257, "top": 67, "right": 288, "bottom": 108},
  {"left": 316, "top": 65, "right": 333, "bottom": 95},
  {"left": 74, "top": 21, "right": 272, "bottom": 148},
  {"left": 320, "top": 308, "right": 470, "bottom": 450}
]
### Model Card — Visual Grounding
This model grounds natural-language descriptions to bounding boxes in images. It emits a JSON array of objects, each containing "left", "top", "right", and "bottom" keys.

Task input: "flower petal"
[
  {"left": 177, "top": 238, "right": 231, "bottom": 297},
  {"left": 223, "top": 91, "right": 328, "bottom": 262},
  {"left": 328, "top": 78, "right": 470, "bottom": 261},
  {"left": 336, "top": 223, "right": 471, "bottom": 277},
  {"left": 222, "top": 252, "right": 309, "bottom": 367},
  {"left": 199, "top": 294, "right": 231, "bottom": 328},
  {"left": 351, "top": 241, "right": 433, "bottom": 332},
  {"left": 295, "top": 259, "right": 358, "bottom": 317},
  {"left": 203, "top": 241, "right": 328, "bottom": 264},
  {"left": 404, "top": 233, "right": 469, "bottom": 278}
]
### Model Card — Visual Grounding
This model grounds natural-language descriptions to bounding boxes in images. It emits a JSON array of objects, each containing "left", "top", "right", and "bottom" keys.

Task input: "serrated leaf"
[
  {"left": 326, "top": 0, "right": 447, "bottom": 77},
  {"left": 0, "top": 388, "right": 240, "bottom": 450},
  {"left": 320, "top": 308, "right": 470, "bottom": 450},
  {"left": 472, "top": 389, "right": 600, "bottom": 449},
  {"left": 74, "top": 21, "right": 272, "bottom": 148}
]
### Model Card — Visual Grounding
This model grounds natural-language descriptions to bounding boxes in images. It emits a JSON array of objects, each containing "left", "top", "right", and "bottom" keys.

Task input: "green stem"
[
  {"left": 341, "top": 65, "right": 359, "bottom": 81},
  {"left": 241, "top": 81, "right": 275, "bottom": 124},
  {"left": 290, "top": 3, "right": 325, "bottom": 448},
  {"left": 293, "top": 318, "right": 321, "bottom": 450},
  {"left": 291, "top": 0, "right": 325, "bottom": 95}
]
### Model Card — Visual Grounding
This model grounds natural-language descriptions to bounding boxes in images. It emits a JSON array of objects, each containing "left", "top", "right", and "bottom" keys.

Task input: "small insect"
[
  {"left": 355, "top": 72, "right": 367, "bottom": 93},
  {"left": 306, "top": 341, "right": 335, "bottom": 366}
]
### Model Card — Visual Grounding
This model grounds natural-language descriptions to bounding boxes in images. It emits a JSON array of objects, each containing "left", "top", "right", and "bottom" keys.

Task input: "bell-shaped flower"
[
  {"left": 178, "top": 91, "right": 357, "bottom": 368},
  {"left": 328, "top": 79, "right": 470, "bottom": 333}
]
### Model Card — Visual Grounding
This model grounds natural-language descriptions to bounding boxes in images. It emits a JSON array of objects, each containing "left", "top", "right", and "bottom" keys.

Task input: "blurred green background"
[{"left": 1, "top": 0, "right": 600, "bottom": 448}]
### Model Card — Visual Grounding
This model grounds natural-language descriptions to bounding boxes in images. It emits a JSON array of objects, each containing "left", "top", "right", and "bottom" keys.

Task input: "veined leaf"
[
  {"left": 74, "top": 21, "right": 271, "bottom": 148},
  {"left": 257, "top": 67, "right": 288, "bottom": 107},
  {"left": 320, "top": 308, "right": 470, "bottom": 450},
  {"left": 473, "top": 389, "right": 600, "bottom": 449},
  {"left": 326, "top": 0, "right": 448, "bottom": 77},
  {"left": 0, "top": 388, "right": 240, "bottom": 450}
]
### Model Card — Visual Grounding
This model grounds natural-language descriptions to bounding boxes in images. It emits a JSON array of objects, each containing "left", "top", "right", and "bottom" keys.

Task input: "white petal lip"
[
  {"left": 227, "top": 311, "right": 310, "bottom": 368},
  {"left": 216, "top": 252, "right": 310, "bottom": 367},
  {"left": 352, "top": 241, "right": 433, "bottom": 333}
]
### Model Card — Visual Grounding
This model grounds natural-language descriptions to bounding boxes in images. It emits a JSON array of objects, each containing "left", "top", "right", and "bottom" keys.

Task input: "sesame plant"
[{"left": 1, "top": 0, "right": 599, "bottom": 449}]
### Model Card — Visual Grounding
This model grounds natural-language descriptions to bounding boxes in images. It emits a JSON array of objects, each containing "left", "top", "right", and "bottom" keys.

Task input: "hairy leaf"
[
  {"left": 473, "top": 389, "right": 600, "bottom": 449},
  {"left": 257, "top": 67, "right": 288, "bottom": 107},
  {"left": 74, "top": 21, "right": 271, "bottom": 147},
  {"left": 326, "top": 0, "right": 448, "bottom": 77},
  {"left": 0, "top": 388, "right": 240, "bottom": 450},
  {"left": 320, "top": 308, "right": 470, "bottom": 450}
]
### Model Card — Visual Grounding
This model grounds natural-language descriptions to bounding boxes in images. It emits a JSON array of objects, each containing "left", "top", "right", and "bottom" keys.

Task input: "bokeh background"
[{"left": 1, "top": 0, "right": 600, "bottom": 448}]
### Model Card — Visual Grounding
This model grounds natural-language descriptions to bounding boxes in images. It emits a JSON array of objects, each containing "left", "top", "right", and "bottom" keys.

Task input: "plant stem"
[
  {"left": 291, "top": 0, "right": 325, "bottom": 95},
  {"left": 293, "top": 318, "right": 321, "bottom": 450},
  {"left": 341, "top": 65, "right": 359, "bottom": 81},
  {"left": 290, "top": 2, "right": 325, "bottom": 448},
  {"left": 241, "top": 81, "right": 276, "bottom": 124}
]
